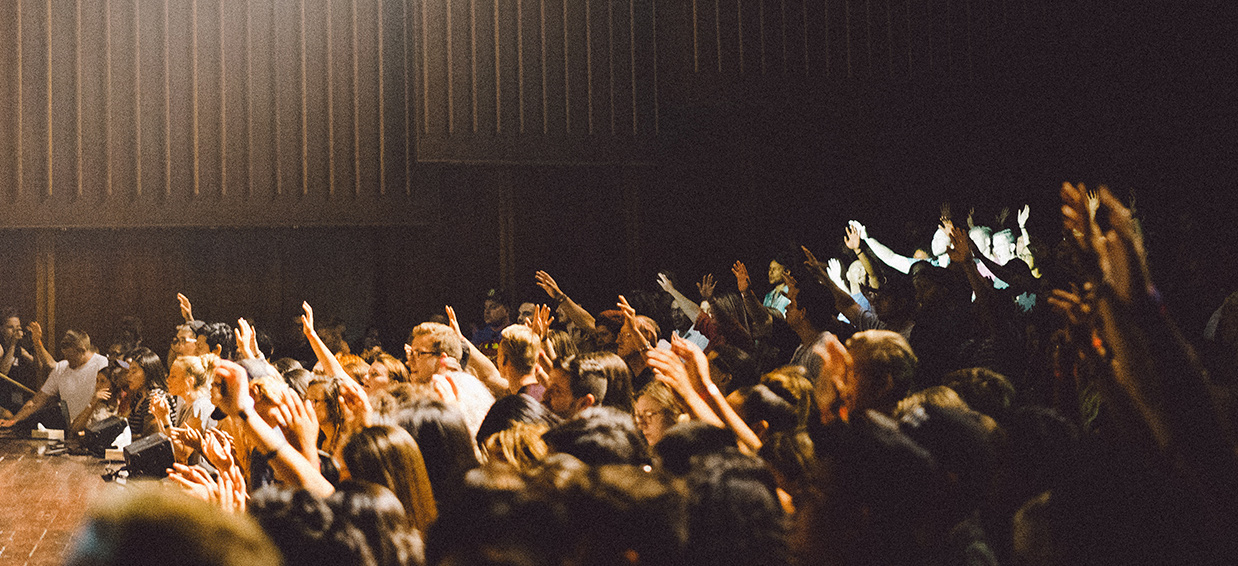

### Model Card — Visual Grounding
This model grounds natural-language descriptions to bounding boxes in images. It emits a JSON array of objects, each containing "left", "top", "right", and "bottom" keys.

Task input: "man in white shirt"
[{"left": 0, "top": 326, "right": 108, "bottom": 429}]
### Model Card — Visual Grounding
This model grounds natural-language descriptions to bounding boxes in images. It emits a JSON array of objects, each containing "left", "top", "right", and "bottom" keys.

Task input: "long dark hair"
[
  {"left": 126, "top": 347, "right": 168, "bottom": 392},
  {"left": 387, "top": 400, "right": 481, "bottom": 514}
]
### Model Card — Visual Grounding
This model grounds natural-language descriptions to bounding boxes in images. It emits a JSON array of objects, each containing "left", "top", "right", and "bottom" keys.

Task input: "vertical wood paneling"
[{"left": 50, "top": 0, "right": 77, "bottom": 202}]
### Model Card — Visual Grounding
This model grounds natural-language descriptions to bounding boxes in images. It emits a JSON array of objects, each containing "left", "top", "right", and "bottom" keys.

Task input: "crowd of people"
[{"left": 3, "top": 183, "right": 1237, "bottom": 565}]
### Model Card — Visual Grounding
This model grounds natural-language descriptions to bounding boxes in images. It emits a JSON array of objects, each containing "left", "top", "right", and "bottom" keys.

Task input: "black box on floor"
[
  {"left": 81, "top": 416, "right": 126, "bottom": 456},
  {"left": 123, "top": 432, "right": 173, "bottom": 477}
]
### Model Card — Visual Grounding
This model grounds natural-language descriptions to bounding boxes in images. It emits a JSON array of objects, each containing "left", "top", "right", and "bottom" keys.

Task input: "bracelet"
[{"left": 262, "top": 442, "right": 289, "bottom": 460}]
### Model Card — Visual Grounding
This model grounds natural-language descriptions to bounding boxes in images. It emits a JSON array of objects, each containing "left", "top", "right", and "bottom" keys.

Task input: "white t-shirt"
[{"left": 40, "top": 353, "right": 109, "bottom": 421}]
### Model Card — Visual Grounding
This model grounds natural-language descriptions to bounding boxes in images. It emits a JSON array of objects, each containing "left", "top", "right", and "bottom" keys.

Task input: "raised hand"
[
  {"left": 731, "top": 261, "right": 751, "bottom": 294},
  {"left": 848, "top": 220, "right": 868, "bottom": 240},
  {"left": 782, "top": 271, "right": 800, "bottom": 305},
  {"left": 212, "top": 359, "right": 252, "bottom": 417},
  {"left": 812, "top": 333, "right": 854, "bottom": 422},
  {"left": 995, "top": 207, "right": 1011, "bottom": 227},
  {"left": 168, "top": 462, "right": 216, "bottom": 503},
  {"left": 177, "top": 293, "right": 194, "bottom": 323},
  {"left": 149, "top": 392, "right": 172, "bottom": 425},
  {"left": 302, "top": 301, "right": 319, "bottom": 335},
  {"left": 826, "top": 258, "right": 844, "bottom": 287},
  {"left": 201, "top": 429, "right": 236, "bottom": 470},
  {"left": 802, "top": 245, "right": 824, "bottom": 273},
  {"left": 26, "top": 321, "right": 42, "bottom": 346},
  {"left": 966, "top": 207, "right": 977, "bottom": 230},
  {"left": 337, "top": 374, "right": 373, "bottom": 433},
  {"left": 645, "top": 346, "right": 693, "bottom": 396},
  {"left": 535, "top": 271, "right": 564, "bottom": 300},
  {"left": 525, "top": 304, "right": 553, "bottom": 339},
  {"left": 655, "top": 272, "right": 677, "bottom": 294},
  {"left": 445, "top": 305, "right": 465, "bottom": 338},
  {"left": 275, "top": 388, "right": 321, "bottom": 468},
  {"left": 1047, "top": 283, "right": 1095, "bottom": 328},
  {"left": 843, "top": 225, "right": 862, "bottom": 251},
  {"left": 696, "top": 274, "right": 716, "bottom": 301},
  {"left": 944, "top": 220, "right": 973, "bottom": 264},
  {"left": 617, "top": 295, "right": 639, "bottom": 326},
  {"left": 1017, "top": 204, "right": 1031, "bottom": 228},
  {"left": 235, "top": 318, "right": 257, "bottom": 360},
  {"left": 940, "top": 203, "right": 952, "bottom": 224},
  {"left": 669, "top": 335, "right": 715, "bottom": 395}
]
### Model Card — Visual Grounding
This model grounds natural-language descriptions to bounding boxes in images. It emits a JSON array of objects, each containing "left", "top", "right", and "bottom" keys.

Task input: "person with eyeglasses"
[{"left": 0, "top": 326, "right": 108, "bottom": 430}]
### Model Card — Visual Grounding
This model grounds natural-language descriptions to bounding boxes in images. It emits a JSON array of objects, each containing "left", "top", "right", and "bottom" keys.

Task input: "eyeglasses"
[
  {"left": 173, "top": 337, "right": 198, "bottom": 345},
  {"left": 409, "top": 349, "right": 438, "bottom": 359},
  {"left": 634, "top": 410, "right": 668, "bottom": 426}
]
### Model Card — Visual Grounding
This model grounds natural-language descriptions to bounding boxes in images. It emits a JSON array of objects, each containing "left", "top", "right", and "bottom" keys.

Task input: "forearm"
[
  {"left": 306, "top": 330, "right": 348, "bottom": 381},
  {"left": 558, "top": 296, "right": 597, "bottom": 334},
  {"left": 701, "top": 383, "right": 762, "bottom": 452},
  {"left": 824, "top": 276, "right": 863, "bottom": 323},
  {"left": 463, "top": 338, "right": 508, "bottom": 395},
  {"left": 32, "top": 342, "right": 55, "bottom": 370},
  {"left": 855, "top": 246, "right": 882, "bottom": 289},
  {"left": 0, "top": 346, "right": 14, "bottom": 375},
  {"left": 863, "top": 237, "right": 913, "bottom": 274},
  {"left": 740, "top": 290, "right": 772, "bottom": 336},
  {"left": 9, "top": 393, "right": 52, "bottom": 424},
  {"left": 666, "top": 288, "right": 702, "bottom": 322},
  {"left": 239, "top": 407, "right": 334, "bottom": 497}
]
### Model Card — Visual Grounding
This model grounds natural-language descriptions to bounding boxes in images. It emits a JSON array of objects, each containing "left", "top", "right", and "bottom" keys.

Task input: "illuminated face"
[
  {"left": 167, "top": 363, "right": 190, "bottom": 397},
  {"left": 304, "top": 382, "right": 330, "bottom": 426},
  {"left": 846, "top": 261, "right": 867, "bottom": 288},
  {"left": 364, "top": 363, "right": 391, "bottom": 396},
  {"left": 125, "top": 361, "right": 147, "bottom": 392},
  {"left": 992, "top": 232, "right": 1017, "bottom": 265},
  {"left": 544, "top": 368, "right": 578, "bottom": 419},
  {"left": 172, "top": 327, "right": 199, "bottom": 357},
  {"left": 616, "top": 326, "right": 643, "bottom": 358},
  {"left": 2, "top": 316, "right": 20, "bottom": 343},
  {"left": 969, "top": 228, "right": 992, "bottom": 258},
  {"left": 517, "top": 302, "right": 537, "bottom": 324},
  {"left": 405, "top": 335, "right": 440, "bottom": 384},
  {"left": 768, "top": 260, "right": 789, "bottom": 286},
  {"left": 635, "top": 394, "right": 675, "bottom": 446},
  {"left": 484, "top": 300, "right": 510, "bottom": 326}
]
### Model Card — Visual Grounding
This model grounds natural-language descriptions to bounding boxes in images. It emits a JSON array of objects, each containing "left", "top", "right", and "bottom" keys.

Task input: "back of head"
[
  {"left": 846, "top": 330, "right": 918, "bottom": 415},
  {"left": 172, "top": 354, "right": 220, "bottom": 392},
  {"left": 898, "top": 402, "right": 999, "bottom": 520},
  {"left": 573, "top": 351, "right": 633, "bottom": 414},
  {"left": 654, "top": 421, "right": 738, "bottom": 476},
  {"left": 737, "top": 384, "right": 799, "bottom": 437},
  {"left": 328, "top": 480, "right": 425, "bottom": 566},
  {"left": 709, "top": 344, "right": 757, "bottom": 393},
  {"left": 795, "top": 280, "right": 840, "bottom": 332},
  {"left": 201, "top": 322, "right": 237, "bottom": 360},
  {"left": 684, "top": 451, "right": 789, "bottom": 566},
  {"left": 499, "top": 324, "right": 542, "bottom": 375},
  {"left": 542, "top": 406, "right": 650, "bottom": 467},
  {"left": 66, "top": 487, "right": 280, "bottom": 566},
  {"left": 761, "top": 365, "right": 815, "bottom": 428},
  {"left": 283, "top": 367, "right": 314, "bottom": 397},
  {"left": 476, "top": 392, "right": 562, "bottom": 447},
  {"left": 943, "top": 367, "right": 1016, "bottom": 420},
  {"left": 389, "top": 400, "right": 482, "bottom": 513},
  {"left": 408, "top": 322, "right": 463, "bottom": 361},
  {"left": 248, "top": 485, "right": 377, "bottom": 566},
  {"left": 341, "top": 425, "right": 439, "bottom": 532}
]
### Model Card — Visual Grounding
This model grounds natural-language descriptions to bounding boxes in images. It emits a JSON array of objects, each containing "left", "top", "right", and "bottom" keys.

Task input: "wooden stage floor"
[{"left": 0, "top": 434, "right": 125, "bottom": 566}]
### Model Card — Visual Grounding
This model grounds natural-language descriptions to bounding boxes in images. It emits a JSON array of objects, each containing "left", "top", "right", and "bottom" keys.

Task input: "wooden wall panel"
[{"left": 0, "top": 0, "right": 425, "bottom": 228}]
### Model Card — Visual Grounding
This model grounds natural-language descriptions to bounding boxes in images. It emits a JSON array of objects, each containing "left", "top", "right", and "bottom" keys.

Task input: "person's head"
[
  {"left": 248, "top": 486, "right": 377, "bottom": 566},
  {"left": 388, "top": 400, "right": 482, "bottom": 513},
  {"left": 60, "top": 330, "right": 97, "bottom": 367},
  {"left": 544, "top": 355, "right": 609, "bottom": 419},
  {"left": 173, "top": 323, "right": 206, "bottom": 357},
  {"left": 306, "top": 376, "right": 347, "bottom": 432},
  {"left": 726, "top": 384, "right": 798, "bottom": 440},
  {"left": 476, "top": 392, "right": 562, "bottom": 448},
  {"left": 405, "top": 322, "right": 463, "bottom": 383},
  {"left": 516, "top": 302, "right": 538, "bottom": 325},
  {"left": 195, "top": 322, "right": 236, "bottom": 360},
  {"left": 910, "top": 262, "right": 968, "bottom": 314},
  {"left": 282, "top": 368, "right": 313, "bottom": 397},
  {"left": 684, "top": 451, "right": 790, "bottom": 566},
  {"left": 653, "top": 421, "right": 739, "bottom": 476},
  {"left": 616, "top": 315, "right": 660, "bottom": 358},
  {"left": 483, "top": 289, "right": 512, "bottom": 327},
  {"left": 894, "top": 385, "right": 971, "bottom": 419},
  {"left": 2, "top": 308, "right": 22, "bottom": 343},
  {"left": 327, "top": 480, "right": 425, "bottom": 566},
  {"left": 498, "top": 324, "right": 541, "bottom": 381},
  {"left": 866, "top": 278, "right": 915, "bottom": 322},
  {"left": 840, "top": 330, "right": 918, "bottom": 420},
  {"left": 707, "top": 344, "right": 757, "bottom": 393},
  {"left": 543, "top": 328, "right": 578, "bottom": 361},
  {"left": 634, "top": 380, "right": 684, "bottom": 446},
  {"left": 943, "top": 367, "right": 1017, "bottom": 420},
  {"left": 340, "top": 425, "right": 439, "bottom": 532},
  {"left": 968, "top": 225, "right": 993, "bottom": 258},
  {"left": 362, "top": 353, "right": 408, "bottom": 397},
  {"left": 992, "top": 229, "right": 1017, "bottom": 264},
  {"left": 768, "top": 259, "right": 790, "bottom": 286},
  {"left": 124, "top": 347, "right": 168, "bottom": 393},
  {"left": 168, "top": 354, "right": 218, "bottom": 398},
  {"left": 897, "top": 402, "right": 998, "bottom": 522},
  {"left": 271, "top": 357, "right": 303, "bottom": 375},
  {"left": 761, "top": 365, "right": 816, "bottom": 429},
  {"left": 337, "top": 354, "right": 370, "bottom": 385},
  {"left": 846, "top": 260, "right": 868, "bottom": 290},
  {"left": 542, "top": 406, "right": 650, "bottom": 466},
  {"left": 66, "top": 487, "right": 281, "bottom": 566},
  {"left": 580, "top": 351, "right": 634, "bottom": 414},
  {"left": 785, "top": 279, "right": 837, "bottom": 334},
  {"left": 483, "top": 422, "right": 552, "bottom": 471}
]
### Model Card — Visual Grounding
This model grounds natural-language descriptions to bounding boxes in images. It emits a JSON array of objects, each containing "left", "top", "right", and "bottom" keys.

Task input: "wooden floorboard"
[{"left": 0, "top": 434, "right": 122, "bottom": 566}]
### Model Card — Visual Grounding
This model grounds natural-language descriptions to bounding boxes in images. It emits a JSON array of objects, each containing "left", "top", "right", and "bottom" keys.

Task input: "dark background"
[{"left": 1, "top": 0, "right": 1234, "bottom": 357}]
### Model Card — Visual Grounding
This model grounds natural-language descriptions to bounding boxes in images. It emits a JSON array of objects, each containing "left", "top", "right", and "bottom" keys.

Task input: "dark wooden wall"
[{"left": 1, "top": 0, "right": 1234, "bottom": 355}]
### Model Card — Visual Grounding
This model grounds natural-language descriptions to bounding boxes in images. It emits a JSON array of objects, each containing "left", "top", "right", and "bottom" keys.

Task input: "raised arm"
[
  {"left": 301, "top": 302, "right": 348, "bottom": 381},
  {"left": 656, "top": 273, "right": 702, "bottom": 322},
  {"left": 26, "top": 321, "right": 55, "bottom": 371},
  {"left": 803, "top": 246, "right": 863, "bottom": 323},
  {"left": 732, "top": 261, "right": 773, "bottom": 334},
  {"left": 535, "top": 271, "right": 596, "bottom": 333},
  {"left": 213, "top": 360, "right": 334, "bottom": 497},
  {"left": 845, "top": 223, "right": 883, "bottom": 290},
  {"left": 944, "top": 220, "right": 999, "bottom": 334},
  {"left": 856, "top": 221, "right": 915, "bottom": 274},
  {"left": 670, "top": 336, "right": 763, "bottom": 453},
  {"left": 446, "top": 305, "right": 507, "bottom": 395}
]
